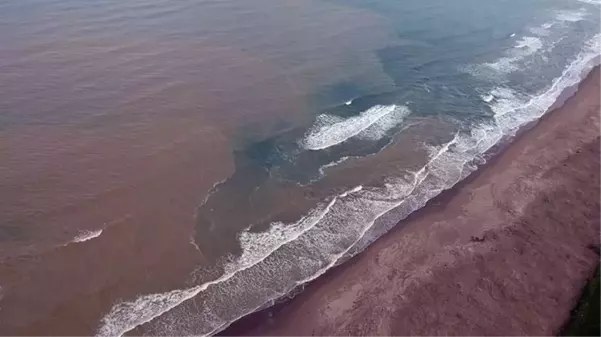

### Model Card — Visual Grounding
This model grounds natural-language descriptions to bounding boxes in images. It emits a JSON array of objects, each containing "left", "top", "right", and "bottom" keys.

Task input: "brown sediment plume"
[
  {"left": 0, "top": 118, "right": 235, "bottom": 335},
  {"left": 224, "top": 68, "right": 601, "bottom": 336},
  {"left": 0, "top": 2, "right": 399, "bottom": 333}
]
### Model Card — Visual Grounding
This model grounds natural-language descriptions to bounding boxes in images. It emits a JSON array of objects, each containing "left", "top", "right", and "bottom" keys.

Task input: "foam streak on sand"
[
  {"left": 301, "top": 105, "right": 408, "bottom": 150},
  {"left": 97, "top": 34, "right": 600, "bottom": 337}
]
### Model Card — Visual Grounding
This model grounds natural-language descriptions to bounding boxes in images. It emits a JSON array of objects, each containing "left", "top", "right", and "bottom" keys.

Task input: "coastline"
[
  {"left": 0, "top": 2, "right": 598, "bottom": 335},
  {"left": 222, "top": 67, "right": 601, "bottom": 336}
]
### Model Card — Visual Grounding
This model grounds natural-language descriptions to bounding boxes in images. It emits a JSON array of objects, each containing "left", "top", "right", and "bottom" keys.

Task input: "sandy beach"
[
  {"left": 224, "top": 67, "right": 601, "bottom": 336},
  {"left": 0, "top": 1, "right": 598, "bottom": 334}
]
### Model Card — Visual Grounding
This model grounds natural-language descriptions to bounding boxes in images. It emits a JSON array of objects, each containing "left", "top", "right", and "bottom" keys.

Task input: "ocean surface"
[{"left": 0, "top": 0, "right": 599, "bottom": 335}]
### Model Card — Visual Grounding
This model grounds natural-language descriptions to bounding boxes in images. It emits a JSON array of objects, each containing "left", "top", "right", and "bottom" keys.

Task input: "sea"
[{"left": 0, "top": 0, "right": 599, "bottom": 335}]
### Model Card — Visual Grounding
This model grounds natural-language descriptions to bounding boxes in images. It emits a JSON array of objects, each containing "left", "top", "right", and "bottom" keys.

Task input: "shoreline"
[{"left": 222, "top": 67, "right": 601, "bottom": 336}]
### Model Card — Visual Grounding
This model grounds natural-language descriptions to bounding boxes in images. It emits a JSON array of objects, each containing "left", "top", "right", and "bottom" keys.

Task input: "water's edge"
[{"left": 216, "top": 61, "right": 601, "bottom": 336}]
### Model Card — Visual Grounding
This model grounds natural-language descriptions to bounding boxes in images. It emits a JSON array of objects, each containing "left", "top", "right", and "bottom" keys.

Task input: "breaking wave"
[
  {"left": 484, "top": 34, "right": 600, "bottom": 134},
  {"left": 301, "top": 105, "right": 410, "bottom": 150},
  {"left": 71, "top": 229, "right": 103, "bottom": 243},
  {"left": 484, "top": 36, "right": 543, "bottom": 73},
  {"left": 578, "top": 0, "right": 601, "bottom": 5},
  {"left": 555, "top": 9, "right": 587, "bottom": 22},
  {"left": 96, "top": 15, "right": 601, "bottom": 337},
  {"left": 471, "top": 8, "right": 591, "bottom": 77}
]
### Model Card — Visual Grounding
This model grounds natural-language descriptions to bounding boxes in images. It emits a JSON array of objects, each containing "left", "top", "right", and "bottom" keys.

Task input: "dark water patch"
[
  {"left": 0, "top": 224, "right": 27, "bottom": 243},
  {"left": 308, "top": 81, "right": 366, "bottom": 109},
  {"left": 193, "top": 101, "right": 412, "bottom": 261}
]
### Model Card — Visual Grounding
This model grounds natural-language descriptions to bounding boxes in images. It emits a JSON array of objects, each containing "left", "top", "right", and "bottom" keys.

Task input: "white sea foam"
[
  {"left": 71, "top": 229, "right": 103, "bottom": 243},
  {"left": 143, "top": 139, "right": 474, "bottom": 336},
  {"left": 318, "top": 156, "right": 351, "bottom": 176},
  {"left": 485, "top": 36, "right": 543, "bottom": 73},
  {"left": 96, "top": 187, "right": 362, "bottom": 337},
  {"left": 480, "top": 93, "right": 494, "bottom": 103},
  {"left": 356, "top": 105, "right": 412, "bottom": 141},
  {"left": 95, "top": 121, "right": 497, "bottom": 336},
  {"left": 488, "top": 87, "right": 525, "bottom": 117},
  {"left": 489, "top": 34, "right": 600, "bottom": 135},
  {"left": 229, "top": 194, "right": 345, "bottom": 273},
  {"left": 529, "top": 22, "right": 554, "bottom": 36},
  {"left": 314, "top": 106, "right": 411, "bottom": 177},
  {"left": 578, "top": 0, "right": 601, "bottom": 5},
  {"left": 556, "top": 9, "right": 587, "bottom": 22},
  {"left": 301, "top": 105, "right": 407, "bottom": 150},
  {"left": 97, "top": 33, "right": 601, "bottom": 337},
  {"left": 470, "top": 4, "right": 594, "bottom": 79}
]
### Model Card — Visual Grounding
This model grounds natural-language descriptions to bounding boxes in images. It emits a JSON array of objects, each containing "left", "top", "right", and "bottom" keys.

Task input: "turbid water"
[{"left": 0, "top": 0, "right": 599, "bottom": 335}]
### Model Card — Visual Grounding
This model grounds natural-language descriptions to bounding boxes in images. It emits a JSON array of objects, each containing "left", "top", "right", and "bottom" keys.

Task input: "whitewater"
[
  {"left": 96, "top": 7, "right": 601, "bottom": 337},
  {"left": 301, "top": 105, "right": 410, "bottom": 150}
]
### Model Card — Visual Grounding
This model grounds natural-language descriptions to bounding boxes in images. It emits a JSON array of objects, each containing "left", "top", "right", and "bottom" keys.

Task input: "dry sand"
[{"left": 225, "top": 68, "right": 601, "bottom": 336}]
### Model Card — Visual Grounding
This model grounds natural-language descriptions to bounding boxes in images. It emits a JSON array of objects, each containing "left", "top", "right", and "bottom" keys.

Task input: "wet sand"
[{"left": 225, "top": 68, "right": 601, "bottom": 336}]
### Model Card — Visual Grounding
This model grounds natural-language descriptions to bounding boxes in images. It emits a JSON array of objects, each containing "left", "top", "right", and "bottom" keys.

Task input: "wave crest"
[
  {"left": 97, "top": 31, "right": 601, "bottom": 337},
  {"left": 301, "top": 105, "right": 410, "bottom": 150}
]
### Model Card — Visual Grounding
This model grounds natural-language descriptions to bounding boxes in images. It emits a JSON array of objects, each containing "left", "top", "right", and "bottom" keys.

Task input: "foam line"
[
  {"left": 96, "top": 186, "right": 363, "bottom": 336},
  {"left": 556, "top": 9, "right": 587, "bottom": 22},
  {"left": 578, "top": 0, "right": 601, "bottom": 4},
  {"left": 204, "top": 137, "right": 465, "bottom": 335},
  {"left": 485, "top": 36, "right": 543, "bottom": 73},
  {"left": 204, "top": 34, "right": 600, "bottom": 336},
  {"left": 356, "top": 105, "right": 411, "bottom": 141},
  {"left": 490, "top": 34, "right": 600, "bottom": 134},
  {"left": 318, "top": 156, "right": 351, "bottom": 176},
  {"left": 97, "top": 33, "right": 600, "bottom": 337}
]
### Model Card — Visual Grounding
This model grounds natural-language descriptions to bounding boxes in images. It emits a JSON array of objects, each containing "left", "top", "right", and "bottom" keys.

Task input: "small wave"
[
  {"left": 578, "top": 0, "right": 601, "bottom": 5},
  {"left": 488, "top": 86, "right": 525, "bottom": 117},
  {"left": 71, "top": 229, "right": 103, "bottom": 243},
  {"left": 96, "top": 186, "right": 363, "bottom": 337},
  {"left": 474, "top": 7, "right": 592, "bottom": 78},
  {"left": 200, "top": 177, "right": 228, "bottom": 207},
  {"left": 480, "top": 93, "right": 494, "bottom": 103},
  {"left": 556, "top": 9, "right": 587, "bottom": 22},
  {"left": 529, "top": 22, "right": 554, "bottom": 36},
  {"left": 97, "top": 33, "right": 600, "bottom": 337},
  {"left": 301, "top": 105, "right": 408, "bottom": 151},
  {"left": 484, "top": 36, "right": 543, "bottom": 73},
  {"left": 487, "top": 34, "right": 600, "bottom": 134},
  {"left": 94, "top": 118, "right": 506, "bottom": 336},
  {"left": 228, "top": 194, "right": 344, "bottom": 273},
  {"left": 318, "top": 156, "right": 350, "bottom": 176},
  {"left": 356, "top": 105, "right": 412, "bottom": 141}
]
